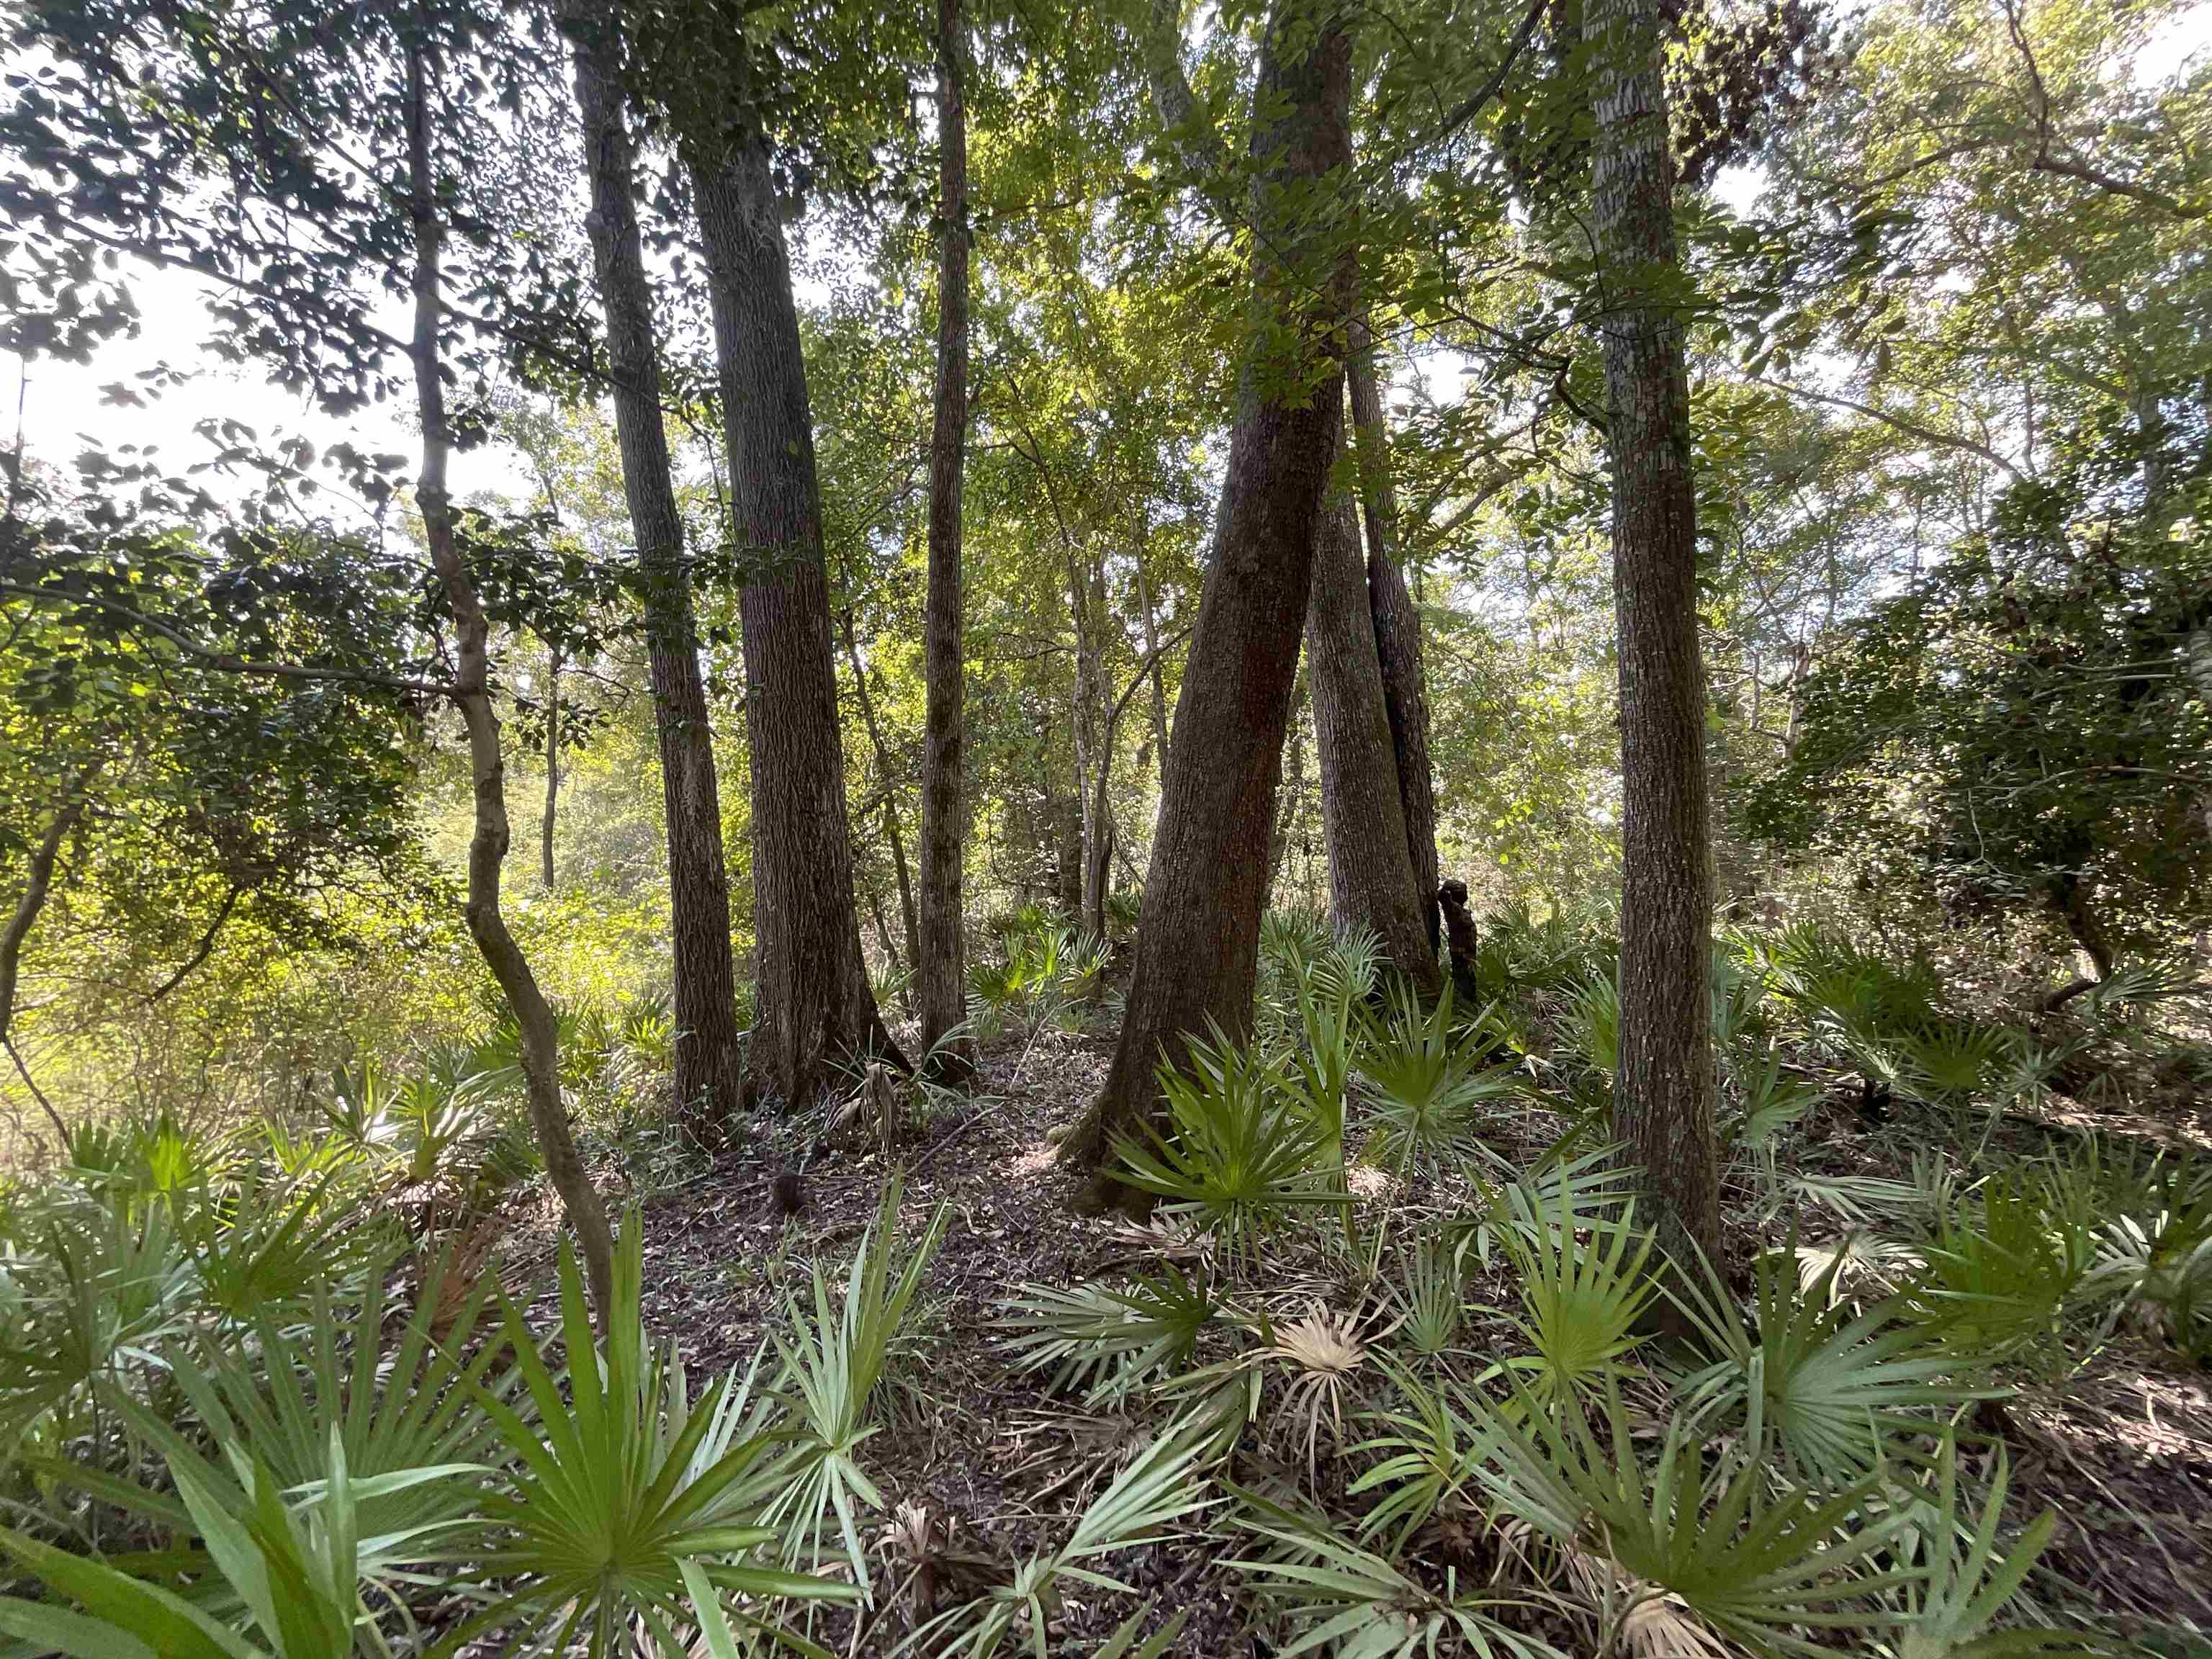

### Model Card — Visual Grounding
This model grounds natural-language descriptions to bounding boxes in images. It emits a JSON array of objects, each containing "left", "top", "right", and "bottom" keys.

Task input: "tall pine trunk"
[
  {"left": 1588, "top": 0, "right": 1722, "bottom": 1270},
  {"left": 690, "top": 131, "right": 900, "bottom": 1112},
  {"left": 1058, "top": 0, "right": 1354, "bottom": 1202},
  {"left": 1306, "top": 477, "right": 1437, "bottom": 992},
  {"left": 920, "top": 0, "right": 975, "bottom": 1079},
  {"left": 568, "top": 9, "right": 747, "bottom": 1131},
  {"left": 1346, "top": 327, "right": 1441, "bottom": 953},
  {"left": 406, "top": 40, "right": 612, "bottom": 1322}
]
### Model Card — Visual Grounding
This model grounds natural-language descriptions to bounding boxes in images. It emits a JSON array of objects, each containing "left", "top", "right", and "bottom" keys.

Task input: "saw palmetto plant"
[
  {"left": 1671, "top": 1241, "right": 1990, "bottom": 1491},
  {"left": 1468, "top": 1379, "right": 1917, "bottom": 1656},
  {"left": 1230, "top": 1485, "right": 1560, "bottom": 1659},
  {"left": 1111, "top": 1021, "right": 1346, "bottom": 1263},
  {"left": 451, "top": 1213, "right": 859, "bottom": 1655},
  {"left": 765, "top": 1173, "right": 951, "bottom": 1594},
  {"left": 997, "top": 1265, "right": 1217, "bottom": 1403},
  {"left": 905, "top": 1424, "right": 1213, "bottom": 1659}
]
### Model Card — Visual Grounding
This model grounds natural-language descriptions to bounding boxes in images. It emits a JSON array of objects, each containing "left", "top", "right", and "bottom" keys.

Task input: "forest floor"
[{"left": 494, "top": 1016, "right": 2212, "bottom": 1658}]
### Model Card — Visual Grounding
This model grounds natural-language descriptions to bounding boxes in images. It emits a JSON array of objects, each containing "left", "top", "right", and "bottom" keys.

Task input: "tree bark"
[
  {"left": 1058, "top": 0, "right": 1355, "bottom": 1202},
  {"left": 1131, "top": 524, "right": 1173, "bottom": 776},
  {"left": 408, "top": 40, "right": 613, "bottom": 1323},
  {"left": 540, "top": 646, "right": 561, "bottom": 890},
  {"left": 569, "top": 7, "right": 747, "bottom": 1133},
  {"left": 920, "top": 0, "right": 975, "bottom": 1081},
  {"left": 688, "top": 130, "right": 901, "bottom": 1113},
  {"left": 1307, "top": 481, "right": 1439, "bottom": 992},
  {"left": 1346, "top": 330, "right": 1442, "bottom": 956},
  {"left": 840, "top": 605, "right": 921, "bottom": 976},
  {"left": 1587, "top": 0, "right": 1722, "bottom": 1272}
]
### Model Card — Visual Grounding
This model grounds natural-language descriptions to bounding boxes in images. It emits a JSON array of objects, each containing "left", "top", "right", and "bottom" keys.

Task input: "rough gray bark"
[
  {"left": 1307, "top": 482, "right": 1439, "bottom": 992},
  {"left": 570, "top": 7, "right": 747, "bottom": 1133},
  {"left": 1060, "top": 0, "right": 1355, "bottom": 1202},
  {"left": 408, "top": 41, "right": 613, "bottom": 1323},
  {"left": 920, "top": 0, "right": 975, "bottom": 1079},
  {"left": 688, "top": 130, "right": 901, "bottom": 1112},
  {"left": 1588, "top": 0, "right": 1722, "bottom": 1271},
  {"left": 1346, "top": 331, "right": 1442, "bottom": 956}
]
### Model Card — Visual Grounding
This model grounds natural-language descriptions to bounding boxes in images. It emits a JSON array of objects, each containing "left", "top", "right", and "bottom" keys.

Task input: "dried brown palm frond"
[{"left": 1260, "top": 1301, "right": 1368, "bottom": 1485}]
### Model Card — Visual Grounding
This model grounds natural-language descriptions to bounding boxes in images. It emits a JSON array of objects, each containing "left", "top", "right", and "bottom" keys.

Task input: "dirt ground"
[{"left": 492, "top": 1017, "right": 2212, "bottom": 1657}]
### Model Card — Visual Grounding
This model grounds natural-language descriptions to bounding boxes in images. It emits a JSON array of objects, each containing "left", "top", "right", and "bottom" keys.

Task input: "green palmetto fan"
[
  {"left": 1490, "top": 1187, "right": 1658, "bottom": 1411},
  {"left": 1111, "top": 1021, "right": 1346, "bottom": 1263},
  {"left": 1348, "top": 1355, "right": 1490, "bottom": 1552},
  {"left": 904, "top": 1423, "right": 1213, "bottom": 1659},
  {"left": 1671, "top": 1241, "right": 1990, "bottom": 1491},
  {"left": 1228, "top": 1484, "right": 1558, "bottom": 1658},
  {"left": 0, "top": 1184, "right": 198, "bottom": 1447},
  {"left": 1355, "top": 981, "right": 1520, "bottom": 1175},
  {"left": 443, "top": 1209, "right": 857, "bottom": 1657},
  {"left": 997, "top": 1265, "right": 1215, "bottom": 1403},
  {"left": 1467, "top": 1379, "right": 1915, "bottom": 1658},
  {"left": 762, "top": 1174, "right": 950, "bottom": 1596},
  {"left": 1890, "top": 1437, "right": 2093, "bottom": 1659},
  {"left": 1907, "top": 1171, "right": 2089, "bottom": 1356},
  {"left": 0, "top": 1427, "right": 472, "bottom": 1658}
]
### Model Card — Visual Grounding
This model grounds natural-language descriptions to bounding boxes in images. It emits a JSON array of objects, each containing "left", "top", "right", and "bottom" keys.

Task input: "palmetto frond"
[
  {"left": 997, "top": 1266, "right": 1216, "bottom": 1403},
  {"left": 1672, "top": 1241, "right": 1989, "bottom": 1491}
]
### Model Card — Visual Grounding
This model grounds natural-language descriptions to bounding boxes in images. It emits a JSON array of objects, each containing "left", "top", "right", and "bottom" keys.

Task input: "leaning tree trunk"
[
  {"left": 1588, "top": 0, "right": 1722, "bottom": 1272},
  {"left": 919, "top": 0, "right": 975, "bottom": 1080},
  {"left": 569, "top": 7, "right": 747, "bottom": 1133},
  {"left": 539, "top": 646, "right": 562, "bottom": 891},
  {"left": 1058, "top": 0, "right": 1355, "bottom": 1203},
  {"left": 688, "top": 133, "right": 901, "bottom": 1113},
  {"left": 407, "top": 42, "right": 613, "bottom": 1322},
  {"left": 1346, "top": 326, "right": 1442, "bottom": 956},
  {"left": 1307, "top": 480, "right": 1439, "bottom": 993}
]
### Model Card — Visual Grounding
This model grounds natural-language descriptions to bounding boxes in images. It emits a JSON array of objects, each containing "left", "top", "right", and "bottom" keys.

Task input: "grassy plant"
[
  {"left": 1111, "top": 1022, "right": 1344, "bottom": 1262},
  {"left": 765, "top": 1174, "right": 950, "bottom": 1593}
]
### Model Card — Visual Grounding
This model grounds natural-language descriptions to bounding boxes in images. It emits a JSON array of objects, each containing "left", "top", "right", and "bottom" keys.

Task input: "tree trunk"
[
  {"left": 1588, "top": 0, "right": 1722, "bottom": 1272},
  {"left": 688, "top": 132, "right": 901, "bottom": 1112},
  {"left": 1058, "top": 0, "right": 1354, "bottom": 1201},
  {"left": 1072, "top": 558, "right": 1112, "bottom": 941},
  {"left": 569, "top": 7, "right": 747, "bottom": 1133},
  {"left": 539, "top": 647, "right": 562, "bottom": 891},
  {"left": 840, "top": 605, "right": 922, "bottom": 975},
  {"left": 1346, "top": 329, "right": 1441, "bottom": 956},
  {"left": 1269, "top": 670, "right": 1310, "bottom": 907},
  {"left": 1131, "top": 526, "right": 1173, "bottom": 777},
  {"left": 1307, "top": 482, "right": 1439, "bottom": 992},
  {"left": 408, "top": 41, "right": 612, "bottom": 1323},
  {"left": 0, "top": 764, "right": 98, "bottom": 1148},
  {"left": 920, "top": 0, "right": 975, "bottom": 1081}
]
